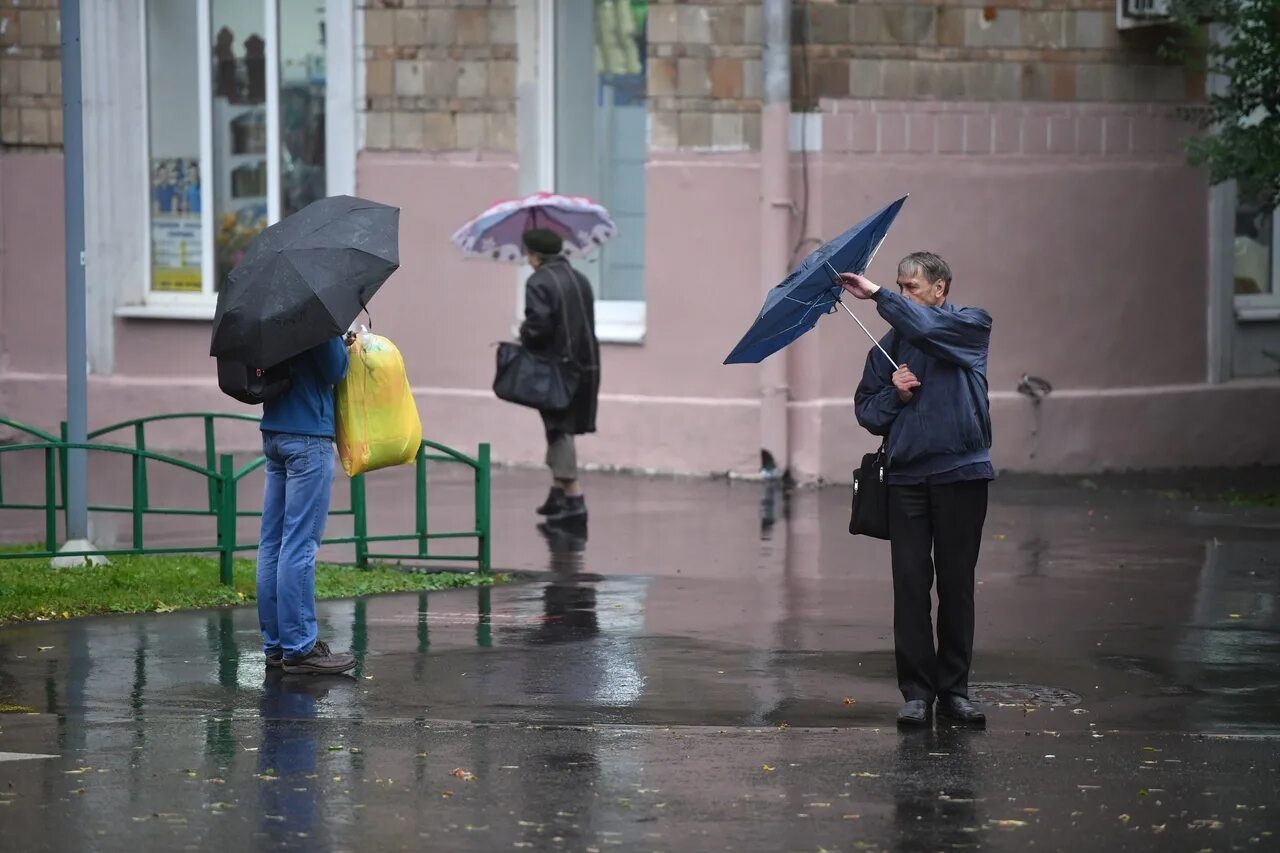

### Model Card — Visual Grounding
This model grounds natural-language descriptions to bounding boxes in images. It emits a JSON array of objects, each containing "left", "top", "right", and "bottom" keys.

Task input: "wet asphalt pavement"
[{"left": 1, "top": 469, "right": 1279, "bottom": 851}]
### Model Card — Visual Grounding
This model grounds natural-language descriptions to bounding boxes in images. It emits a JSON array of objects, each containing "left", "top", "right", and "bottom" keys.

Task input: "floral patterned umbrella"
[{"left": 451, "top": 191, "right": 617, "bottom": 262}]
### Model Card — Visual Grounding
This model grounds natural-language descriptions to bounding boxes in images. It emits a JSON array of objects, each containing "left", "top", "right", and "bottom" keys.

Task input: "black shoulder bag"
[
  {"left": 493, "top": 266, "right": 583, "bottom": 412},
  {"left": 848, "top": 334, "right": 899, "bottom": 540}
]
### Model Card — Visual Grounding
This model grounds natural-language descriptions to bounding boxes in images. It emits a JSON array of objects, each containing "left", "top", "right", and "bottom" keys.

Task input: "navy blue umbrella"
[{"left": 723, "top": 195, "right": 907, "bottom": 366}]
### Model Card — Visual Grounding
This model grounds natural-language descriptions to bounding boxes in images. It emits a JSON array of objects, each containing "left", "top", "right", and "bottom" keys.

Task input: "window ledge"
[
  {"left": 1228, "top": 302, "right": 1280, "bottom": 322},
  {"left": 596, "top": 323, "right": 645, "bottom": 345},
  {"left": 115, "top": 302, "right": 216, "bottom": 322}
]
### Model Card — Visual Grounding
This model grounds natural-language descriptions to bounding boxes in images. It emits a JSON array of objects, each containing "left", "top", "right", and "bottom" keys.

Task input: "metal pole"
[
  {"left": 759, "top": 0, "right": 791, "bottom": 478},
  {"left": 61, "top": 0, "right": 88, "bottom": 543}
]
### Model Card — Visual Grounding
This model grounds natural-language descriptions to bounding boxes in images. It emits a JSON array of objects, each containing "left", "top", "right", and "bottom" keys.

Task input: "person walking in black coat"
[{"left": 519, "top": 229, "right": 600, "bottom": 523}]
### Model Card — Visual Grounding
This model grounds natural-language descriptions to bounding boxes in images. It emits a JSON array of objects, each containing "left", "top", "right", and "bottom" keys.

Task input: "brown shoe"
[{"left": 282, "top": 640, "right": 356, "bottom": 675}]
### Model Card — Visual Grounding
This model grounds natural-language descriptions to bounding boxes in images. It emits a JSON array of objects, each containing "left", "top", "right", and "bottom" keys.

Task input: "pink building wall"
[{"left": 3, "top": 101, "right": 1280, "bottom": 479}]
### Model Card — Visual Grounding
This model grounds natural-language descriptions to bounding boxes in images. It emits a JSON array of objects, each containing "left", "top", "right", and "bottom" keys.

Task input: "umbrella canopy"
[
  {"left": 723, "top": 195, "right": 907, "bottom": 365},
  {"left": 210, "top": 195, "right": 399, "bottom": 368},
  {"left": 451, "top": 191, "right": 617, "bottom": 262}
]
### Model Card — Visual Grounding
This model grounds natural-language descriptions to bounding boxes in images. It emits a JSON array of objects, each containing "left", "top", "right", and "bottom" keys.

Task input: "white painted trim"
[
  {"left": 81, "top": 0, "right": 150, "bottom": 374},
  {"left": 115, "top": 302, "right": 216, "bottom": 321},
  {"left": 326, "top": 0, "right": 357, "bottom": 196},
  {"left": 0, "top": 752, "right": 58, "bottom": 763},
  {"left": 353, "top": 0, "right": 366, "bottom": 154},
  {"left": 595, "top": 300, "right": 645, "bottom": 344},
  {"left": 535, "top": 0, "right": 556, "bottom": 192},
  {"left": 1235, "top": 303, "right": 1280, "bottom": 322},
  {"left": 138, "top": 0, "right": 152, "bottom": 311},
  {"left": 265, "top": 0, "right": 281, "bottom": 224},
  {"left": 513, "top": 0, "right": 556, "bottom": 328},
  {"left": 515, "top": 0, "right": 540, "bottom": 198},
  {"left": 197, "top": 0, "right": 215, "bottom": 298}
]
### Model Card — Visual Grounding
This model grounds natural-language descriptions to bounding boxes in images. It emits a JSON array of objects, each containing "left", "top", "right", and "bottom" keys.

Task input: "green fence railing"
[
  {"left": 0, "top": 416, "right": 60, "bottom": 512},
  {"left": 0, "top": 414, "right": 491, "bottom": 583}
]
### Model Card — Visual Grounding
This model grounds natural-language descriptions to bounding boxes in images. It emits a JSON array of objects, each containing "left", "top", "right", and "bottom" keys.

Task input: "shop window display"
[{"left": 143, "top": 0, "right": 327, "bottom": 301}]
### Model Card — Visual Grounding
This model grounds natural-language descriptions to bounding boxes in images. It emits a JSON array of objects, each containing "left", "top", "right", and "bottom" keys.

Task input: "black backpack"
[{"left": 216, "top": 358, "right": 292, "bottom": 406}]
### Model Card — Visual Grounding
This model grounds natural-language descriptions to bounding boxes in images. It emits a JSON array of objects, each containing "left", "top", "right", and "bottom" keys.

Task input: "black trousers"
[{"left": 887, "top": 479, "right": 989, "bottom": 703}]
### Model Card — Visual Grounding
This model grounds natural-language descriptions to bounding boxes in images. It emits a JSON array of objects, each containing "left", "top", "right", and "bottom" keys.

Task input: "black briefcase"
[
  {"left": 848, "top": 443, "right": 890, "bottom": 539},
  {"left": 492, "top": 341, "right": 581, "bottom": 412}
]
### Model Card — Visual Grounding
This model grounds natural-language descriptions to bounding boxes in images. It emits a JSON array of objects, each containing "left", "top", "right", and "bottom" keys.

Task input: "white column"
[
  {"left": 80, "top": 0, "right": 150, "bottom": 374},
  {"left": 265, "top": 0, "right": 281, "bottom": 223},
  {"left": 326, "top": 0, "right": 358, "bottom": 197}
]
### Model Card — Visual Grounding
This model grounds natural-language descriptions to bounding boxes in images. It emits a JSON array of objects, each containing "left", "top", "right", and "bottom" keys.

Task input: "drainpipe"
[{"left": 759, "top": 0, "right": 792, "bottom": 478}]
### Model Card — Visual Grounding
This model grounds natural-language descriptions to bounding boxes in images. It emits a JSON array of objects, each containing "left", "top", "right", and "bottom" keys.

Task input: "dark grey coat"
[{"left": 519, "top": 256, "right": 600, "bottom": 436}]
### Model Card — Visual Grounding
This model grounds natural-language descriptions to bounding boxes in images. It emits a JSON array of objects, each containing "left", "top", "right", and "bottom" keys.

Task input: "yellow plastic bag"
[{"left": 335, "top": 329, "right": 422, "bottom": 477}]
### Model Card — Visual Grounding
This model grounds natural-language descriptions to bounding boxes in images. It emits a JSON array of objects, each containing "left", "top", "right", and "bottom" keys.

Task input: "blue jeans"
[{"left": 257, "top": 433, "right": 335, "bottom": 660}]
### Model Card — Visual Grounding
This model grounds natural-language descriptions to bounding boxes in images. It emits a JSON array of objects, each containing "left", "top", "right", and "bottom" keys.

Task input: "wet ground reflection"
[{"left": 1, "top": 471, "right": 1279, "bottom": 848}]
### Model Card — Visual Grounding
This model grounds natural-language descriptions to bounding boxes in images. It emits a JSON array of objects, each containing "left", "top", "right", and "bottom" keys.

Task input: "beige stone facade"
[
  {"left": 0, "top": 0, "right": 63, "bottom": 149},
  {"left": 794, "top": 1, "right": 1194, "bottom": 107},
  {"left": 4, "top": 1, "right": 1193, "bottom": 155},
  {"left": 647, "top": 1, "right": 765, "bottom": 151},
  {"left": 360, "top": 0, "right": 518, "bottom": 153}
]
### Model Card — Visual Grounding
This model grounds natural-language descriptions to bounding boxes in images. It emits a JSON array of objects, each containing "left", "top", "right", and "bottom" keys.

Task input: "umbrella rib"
[{"left": 745, "top": 302, "right": 832, "bottom": 346}]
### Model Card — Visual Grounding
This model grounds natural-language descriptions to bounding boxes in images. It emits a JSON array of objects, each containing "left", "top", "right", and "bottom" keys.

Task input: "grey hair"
[{"left": 898, "top": 252, "right": 952, "bottom": 295}]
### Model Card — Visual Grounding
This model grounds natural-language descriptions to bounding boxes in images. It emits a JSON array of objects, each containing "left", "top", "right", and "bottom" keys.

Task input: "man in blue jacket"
[
  {"left": 842, "top": 253, "right": 993, "bottom": 727},
  {"left": 258, "top": 336, "right": 356, "bottom": 675}
]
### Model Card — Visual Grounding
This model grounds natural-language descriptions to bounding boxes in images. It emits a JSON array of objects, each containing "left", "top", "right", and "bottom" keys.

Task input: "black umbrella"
[{"left": 209, "top": 195, "right": 400, "bottom": 367}]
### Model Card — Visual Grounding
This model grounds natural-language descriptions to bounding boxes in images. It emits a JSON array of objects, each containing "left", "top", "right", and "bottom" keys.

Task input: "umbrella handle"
[{"left": 823, "top": 260, "right": 898, "bottom": 374}]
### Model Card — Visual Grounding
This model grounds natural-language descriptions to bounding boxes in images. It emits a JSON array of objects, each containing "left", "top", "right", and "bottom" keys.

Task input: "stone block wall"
[
  {"left": 793, "top": 1, "right": 1195, "bottom": 107},
  {"left": 0, "top": 1, "right": 63, "bottom": 149},
  {"left": 647, "top": 0, "right": 764, "bottom": 151},
  {"left": 819, "top": 99, "right": 1196, "bottom": 158},
  {"left": 361, "top": 0, "right": 517, "bottom": 153},
  {"left": 1, "top": 0, "right": 1197, "bottom": 157}
]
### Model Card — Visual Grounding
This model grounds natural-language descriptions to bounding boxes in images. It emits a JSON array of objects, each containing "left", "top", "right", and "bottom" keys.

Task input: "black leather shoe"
[
  {"left": 536, "top": 487, "right": 566, "bottom": 516},
  {"left": 544, "top": 495, "right": 587, "bottom": 524},
  {"left": 936, "top": 695, "right": 986, "bottom": 725},
  {"left": 896, "top": 699, "right": 932, "bottom": 727}
]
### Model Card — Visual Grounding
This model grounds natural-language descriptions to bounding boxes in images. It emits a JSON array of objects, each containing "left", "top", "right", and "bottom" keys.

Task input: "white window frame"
[
  {"left": 516, "top": 0, "right": 646, "bottom": 345},
  {"left": 1233, "top": 204, "right": 1280, "bottom": 322},
  {"left": 118, "top": 0, "right": 356, "bottom": 321}
]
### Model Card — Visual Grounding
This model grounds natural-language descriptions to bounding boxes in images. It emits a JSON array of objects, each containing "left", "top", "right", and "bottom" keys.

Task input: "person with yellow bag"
[{"left": 335, "top": 327, "right": 422, "bottom": 478}]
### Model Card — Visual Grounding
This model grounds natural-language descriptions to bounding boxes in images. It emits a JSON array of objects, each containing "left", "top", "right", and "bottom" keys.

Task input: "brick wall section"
[
  {"left": 0, "top": 1, "right": 63, "bottom": 150},
  {"left": 361, "top": 0, "right": 517, "bottom": 153},
  {"left": 647, "top": 0, "right": 764, "bottom": 151},
  {"left": 794, "top": 1, "right": 1196, "bottom": 107},
  {"left": 820, "top": 99, "right": 1196, "bottom": 158}
]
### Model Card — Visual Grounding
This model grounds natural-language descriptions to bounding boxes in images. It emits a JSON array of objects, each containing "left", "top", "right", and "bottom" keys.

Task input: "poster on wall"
[{"left": 150, "top": 157, "right": 203, "bottom": 293}]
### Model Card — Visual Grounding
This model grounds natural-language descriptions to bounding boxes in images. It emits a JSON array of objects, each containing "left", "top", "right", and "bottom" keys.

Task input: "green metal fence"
[{"left": 0, "top": 413, "right": 490, "bottom": 582}]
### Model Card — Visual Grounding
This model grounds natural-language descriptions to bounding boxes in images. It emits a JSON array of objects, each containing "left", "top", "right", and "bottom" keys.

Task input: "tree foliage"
[{"left": 1166, "top": 0, "right": 1280, "bottom": 207}]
